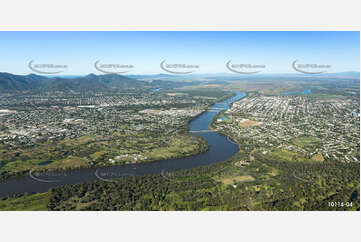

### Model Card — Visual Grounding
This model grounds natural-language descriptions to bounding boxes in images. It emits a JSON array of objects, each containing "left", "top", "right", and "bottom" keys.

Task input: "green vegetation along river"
[{"left": 0, "top": 92, "right": 246, "bottom": 197}]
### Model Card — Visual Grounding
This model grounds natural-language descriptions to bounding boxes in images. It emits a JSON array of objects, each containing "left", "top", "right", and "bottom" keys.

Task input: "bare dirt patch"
[
  {"left": 220, "top": 175, "right": 255, "bottom": 185},
  {"left": 311, "top": 154, "right": 324, "bottom": 162},
  {"left": 238, "top": 119, "right": 262, "bottom": 128}
]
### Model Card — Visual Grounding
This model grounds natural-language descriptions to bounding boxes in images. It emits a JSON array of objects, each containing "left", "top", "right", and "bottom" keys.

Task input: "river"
[{"left": 0, "top": 92, "right": 246, "bottom": 197}]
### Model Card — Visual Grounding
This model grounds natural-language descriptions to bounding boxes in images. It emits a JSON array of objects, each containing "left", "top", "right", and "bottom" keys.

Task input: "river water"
[{"left": 0, "top": 92, "right": 246, "bottom": 197}]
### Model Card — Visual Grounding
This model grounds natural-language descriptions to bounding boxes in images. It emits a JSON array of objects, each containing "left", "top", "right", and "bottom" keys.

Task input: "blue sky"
[{"left": 0, "top": 31, "right": 359, "bottom": 75}]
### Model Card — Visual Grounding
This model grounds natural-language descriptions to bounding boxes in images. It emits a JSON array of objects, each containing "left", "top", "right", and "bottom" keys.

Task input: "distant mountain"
[
  {"left": 52, "top": 75, "right": 85, "bottom": 79},
  {"left": 126, "top": 72, "right": 360, "bottom": 81},
  {"left": 1, "top": 72, "right": 359, "bottom": 93},
  {"left": 49, "top": 73, "right": 151, "bottom": 91},
  {"left": 125, "top": 74, "right": 176, "bottom": 79},
  {"left": 149, "top": 79, "right": 187, "bottom": 88},
  {"left": 250, "top": 72, "right": 360, "bottom": 78},
  {"left": 0, "top": 73, "right": 153, "bottom": 93},
  {"left": 0, "top": 73, "right": 49, "bottom": 92}
]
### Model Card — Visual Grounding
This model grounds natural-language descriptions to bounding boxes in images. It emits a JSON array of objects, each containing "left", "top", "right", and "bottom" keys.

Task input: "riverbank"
[{"left": 0, "top": 92, "right": 245, "bottom": 198}]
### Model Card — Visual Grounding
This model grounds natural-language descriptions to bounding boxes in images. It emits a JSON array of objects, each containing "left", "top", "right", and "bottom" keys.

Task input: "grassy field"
[
  {"left": 218, "top": 175, "right": 255, "bottom": 185},
  {"left": 238, "top": 119, "right": 262, "bottom": 128},
  {"left": 291, "top": 136, "right": 320, "bottom": 149},
  {"left": 311, "top": 154, "right": 325, "bottom": 162},
  {"left": 0, "top": 192, "right": 50, "bottom": 211},
  {"left": 268, "top": 149, "right": 309, "bottom": 162},
  {"left": 144, "top": 134, "right": 208, "bottom": 160},
  {"left": 0, "top": 132, "right": 208, "bottom": 180}
]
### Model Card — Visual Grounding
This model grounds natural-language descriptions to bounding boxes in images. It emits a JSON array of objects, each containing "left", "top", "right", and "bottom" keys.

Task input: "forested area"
[{"left": 46, "top": 150, "right": 360, "bottom": 211}]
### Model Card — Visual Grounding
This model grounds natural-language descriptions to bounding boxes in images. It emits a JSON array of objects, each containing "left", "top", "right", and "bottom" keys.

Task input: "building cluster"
[
  {"left": 216, "top": 95, "right": 360, "bottom": 163},
  {"left": 0, "top": 92, "right": 207, "bottom": 151}
]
